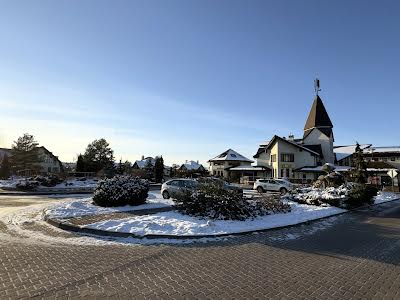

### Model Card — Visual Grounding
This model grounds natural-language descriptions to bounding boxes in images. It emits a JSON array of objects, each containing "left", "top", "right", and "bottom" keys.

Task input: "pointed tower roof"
[
  {"left": 303, "top": 95, "right": 333, "bottom": 140},
  {"left": 304, "top": 95, "right": 333, "bottom": 131}
]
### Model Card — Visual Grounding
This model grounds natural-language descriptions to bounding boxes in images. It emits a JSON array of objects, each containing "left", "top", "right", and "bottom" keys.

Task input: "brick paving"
[{"left": 0, "top": 196, "right": 399, "bottom": 299}]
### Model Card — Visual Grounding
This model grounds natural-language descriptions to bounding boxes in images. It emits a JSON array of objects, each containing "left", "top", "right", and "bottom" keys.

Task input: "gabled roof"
[
  {"left": 133, "top": 157, "right": 156, "bottom": 169},
  {"left": 334, "top": 144, "right": 372, "bottom": 161},
  {"left": 253, "top": 147, "right": 266, "bottom": 158},
  {"left": 179, "top": 160, "right": 205, "bottom": 171},
  {"left": 264, "top": 135, "right": 320, "bottom": 156},
  {"left": 209, "top": 149, "right": 253, "bottom": 163}
]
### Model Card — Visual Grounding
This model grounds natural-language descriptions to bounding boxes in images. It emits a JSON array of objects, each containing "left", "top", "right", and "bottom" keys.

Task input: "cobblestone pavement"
[{"left": 0, "top": 195, "right": 399, "bottom": 299}]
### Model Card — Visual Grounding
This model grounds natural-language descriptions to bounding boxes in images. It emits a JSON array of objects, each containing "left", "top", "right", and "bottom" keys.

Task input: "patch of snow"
[
  {"left": 374, "top": 192, "right": 399, "bottom": 204},
  {"left": 85, "top": 201, "right": 346, "bottom": 236},
  {"left": 45, "top": 191, "right": 173, "bottom": 219}
]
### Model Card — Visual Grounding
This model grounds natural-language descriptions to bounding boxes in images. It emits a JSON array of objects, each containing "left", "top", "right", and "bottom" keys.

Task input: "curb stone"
[{"left": 44, "top": 197, "right": 400, "bottom": 240}]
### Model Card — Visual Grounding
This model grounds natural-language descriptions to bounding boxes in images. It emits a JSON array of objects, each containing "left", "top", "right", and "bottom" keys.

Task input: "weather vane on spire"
[{"left": 314, "top": 78, "right": 321, "bottom": 95}]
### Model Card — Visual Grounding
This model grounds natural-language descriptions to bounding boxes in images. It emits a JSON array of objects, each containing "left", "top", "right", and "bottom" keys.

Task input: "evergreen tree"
[
  {"left": 76, "top": 154, "right": 85, "bottom": 172},
  {"left": 117, "top": 158, "right": 124, "bottom": 175},
  {"left": 0, "top": 155, "right": 11, "bottom": 179},
  {"left": 10, "top": 133, "right": 42, "bottom": 175},
  {"left": 123, "top": 160, "right": 132, "bottom": 174},
  {"left": 82, "top": 139, "right": 115, "bottom": 173},
  {"left": 144, "top": 157, "right": 154, "bottom": 179},
  {"left": 351, "top": 142, "right": 368, "bottom": 184},
  {"left": 154, "top": 156, "right": 164, "bottom": 183}
]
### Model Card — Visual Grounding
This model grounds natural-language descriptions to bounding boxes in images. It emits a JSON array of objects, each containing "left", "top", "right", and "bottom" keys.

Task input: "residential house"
[
  {"left": 178, "top": 160, "right": 206, "bottom": 173},
  {"left": 37, "top": 146, "right": 64, "bottom": 174},
  {"left": 208, "top": 149, "right": 258, "bottom": 179},
  {"left": 132, "top": 156, "right": 171, "bottom": 177},
  {"left": 0, "top": 148, "right": 11, "bottom": 166},
  {"left": 0, "top": 146, "right": 63, "bottom": 175},
  {"left": 334, "top": 144, "right": 400, "bottom": 186}
]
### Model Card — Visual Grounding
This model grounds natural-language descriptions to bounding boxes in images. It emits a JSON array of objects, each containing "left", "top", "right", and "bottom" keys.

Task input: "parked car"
[
  {"left": 198, "top": 177, "right": 243, "bottom": 195},
  {"left": 161, "top": 177, "right": 244, "bottom": 199},
  {"left": 161, "top": 179, "right": 198, "bottom": 199},
  {"left": 253, "top": 178, "right": 293, "bottom": 194}
]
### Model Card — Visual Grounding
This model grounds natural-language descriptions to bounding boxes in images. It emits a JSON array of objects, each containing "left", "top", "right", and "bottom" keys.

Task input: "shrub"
[
  {"left": 345, "top": 184, "right": 377, "bottom": 208},
  {"left": 16, "top": 180, "right": 39, "bottom": 191},
  {"left": 33, "top": 175, "right": 63, "bottom": 187},
  {"left": 172, "top": 182, "right": 290, "bottom": 220},
  {"left": 93, "top": 176, "right": 149, "bottom": 207}
]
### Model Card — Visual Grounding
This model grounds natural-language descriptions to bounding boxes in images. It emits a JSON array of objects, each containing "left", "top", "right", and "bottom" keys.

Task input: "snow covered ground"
[
  {"left": 0, "top": 178, "right": 99, "bottom": 190},
  {"left": 84, "top": 201, "right": 346, "bottom": 236},
  {"left": 40, "top": 178, "right": 98, "bottom": 190},
  {"left": 81, "top": 192, "right": 400, "bottom": 237},
  {"left": 45, "top": 191, "right": 173, "bottom": 219},
  {"left": 374, "top": 191, "right": 398, "bottom": 204}
]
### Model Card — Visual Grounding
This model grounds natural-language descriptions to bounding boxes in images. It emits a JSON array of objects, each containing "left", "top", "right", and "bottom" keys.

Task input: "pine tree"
[
  {"left": 10, "top": 133, "right": 42, "bottom": 175},
  {"left": 351, "top": 142, "right": 368, "bottom": 184},
  {"left": 123, "top": 160, "right": 132, "bottom": 174},
  {"left": 117, "top": 158, "right": 124, "bottom": 175},
  {"left": 0, "top": 154, "right": 11, "bottom": 179},
  {"left": 154, "top": 156, "right": 164, "bottom": 183},
  {"left": 76, "top": 154, "right": 85, "bottom": 172},
  {"left": 82, "top": 139, "right": 114, "bottom": 173}
]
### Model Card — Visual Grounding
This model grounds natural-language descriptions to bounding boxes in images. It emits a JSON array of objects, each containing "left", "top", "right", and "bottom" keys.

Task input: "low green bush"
[
  {"left": 345, "top": 184, "right": 378, "bottom": 208},
  {"left": 93, "top": 176, "right": 149, "bottom": 207}
]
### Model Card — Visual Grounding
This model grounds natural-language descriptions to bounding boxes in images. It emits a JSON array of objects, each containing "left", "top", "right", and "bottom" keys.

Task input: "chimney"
[
  {"left": 185, "top": 160, "right": 188, "bottom": 163},
  {"left": 197, "top": 160, "right": 199, "bottom": 164},
  {"left": 288, "top": 134, "right": 294, "bottom": 141},
  {"left": 141, "top": 155, "right": 144, "bottom": 160}
]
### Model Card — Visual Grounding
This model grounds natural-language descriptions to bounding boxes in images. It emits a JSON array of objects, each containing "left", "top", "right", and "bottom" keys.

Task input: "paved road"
[{"left": 0, "top": 195, "right": 399, "bottom": 299}]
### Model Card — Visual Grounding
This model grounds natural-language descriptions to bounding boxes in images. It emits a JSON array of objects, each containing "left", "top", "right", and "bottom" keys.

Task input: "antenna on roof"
[{"left": 314, "top": 78, "right": 321, "bottom": 95}]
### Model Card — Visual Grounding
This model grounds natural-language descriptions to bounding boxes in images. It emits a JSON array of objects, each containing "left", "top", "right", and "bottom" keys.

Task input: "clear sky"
[{"left": 1, "top": 0, "right": 399, "bottom": 166}]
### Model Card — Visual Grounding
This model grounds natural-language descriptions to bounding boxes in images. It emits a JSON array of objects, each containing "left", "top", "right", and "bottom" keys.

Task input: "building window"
[
  {"left": 391, "top": 157, "right": 396, "bottom": 161},
  {"left": 302, "top": 173, "right": 307, "bottom": 179},
  {"left": 271, "top": 154, "right": 276, "bottom": 162},
  {"left": 281, "top": 153, "right": 294, "bottom": 162}
]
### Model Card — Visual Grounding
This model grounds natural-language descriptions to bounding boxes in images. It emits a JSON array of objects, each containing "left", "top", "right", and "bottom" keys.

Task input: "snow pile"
[
  {"left": 44, "top": 191, "right": 172, "bottom": 219},
  {"left": 84, "top": 201, "right": 345, "bottom": 236}
]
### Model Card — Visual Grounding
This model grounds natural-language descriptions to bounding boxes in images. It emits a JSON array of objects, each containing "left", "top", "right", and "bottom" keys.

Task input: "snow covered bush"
[
  {"left": 16, "top": 180, "right": 40, "bottom": 191},
  {"left": 288, "top": 183, "right": 378, "bottom": 208},
  {"left": 33, "top": 175, "right": 63, "bottom": 187},
  {"left": 172, "top": 182, "right": 290, "bottom": 220},
  {"left": 93, "top": 176, "right": 149, "bottom": 207}
]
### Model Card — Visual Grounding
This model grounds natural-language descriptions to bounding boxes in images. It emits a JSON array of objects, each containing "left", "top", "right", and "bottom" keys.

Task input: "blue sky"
[{"left": 1, "top": 0, "right": 399, "bottom": 165}]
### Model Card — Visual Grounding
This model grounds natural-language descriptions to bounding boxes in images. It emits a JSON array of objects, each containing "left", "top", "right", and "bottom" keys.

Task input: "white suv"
[{"left": 253, "top": 178, "right": 293, "bottom": 194}]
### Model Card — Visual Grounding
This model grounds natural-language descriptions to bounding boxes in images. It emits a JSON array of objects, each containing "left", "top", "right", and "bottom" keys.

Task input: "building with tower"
[{"left": 253, "top": 93, "right": 335, "bottom": 181}]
